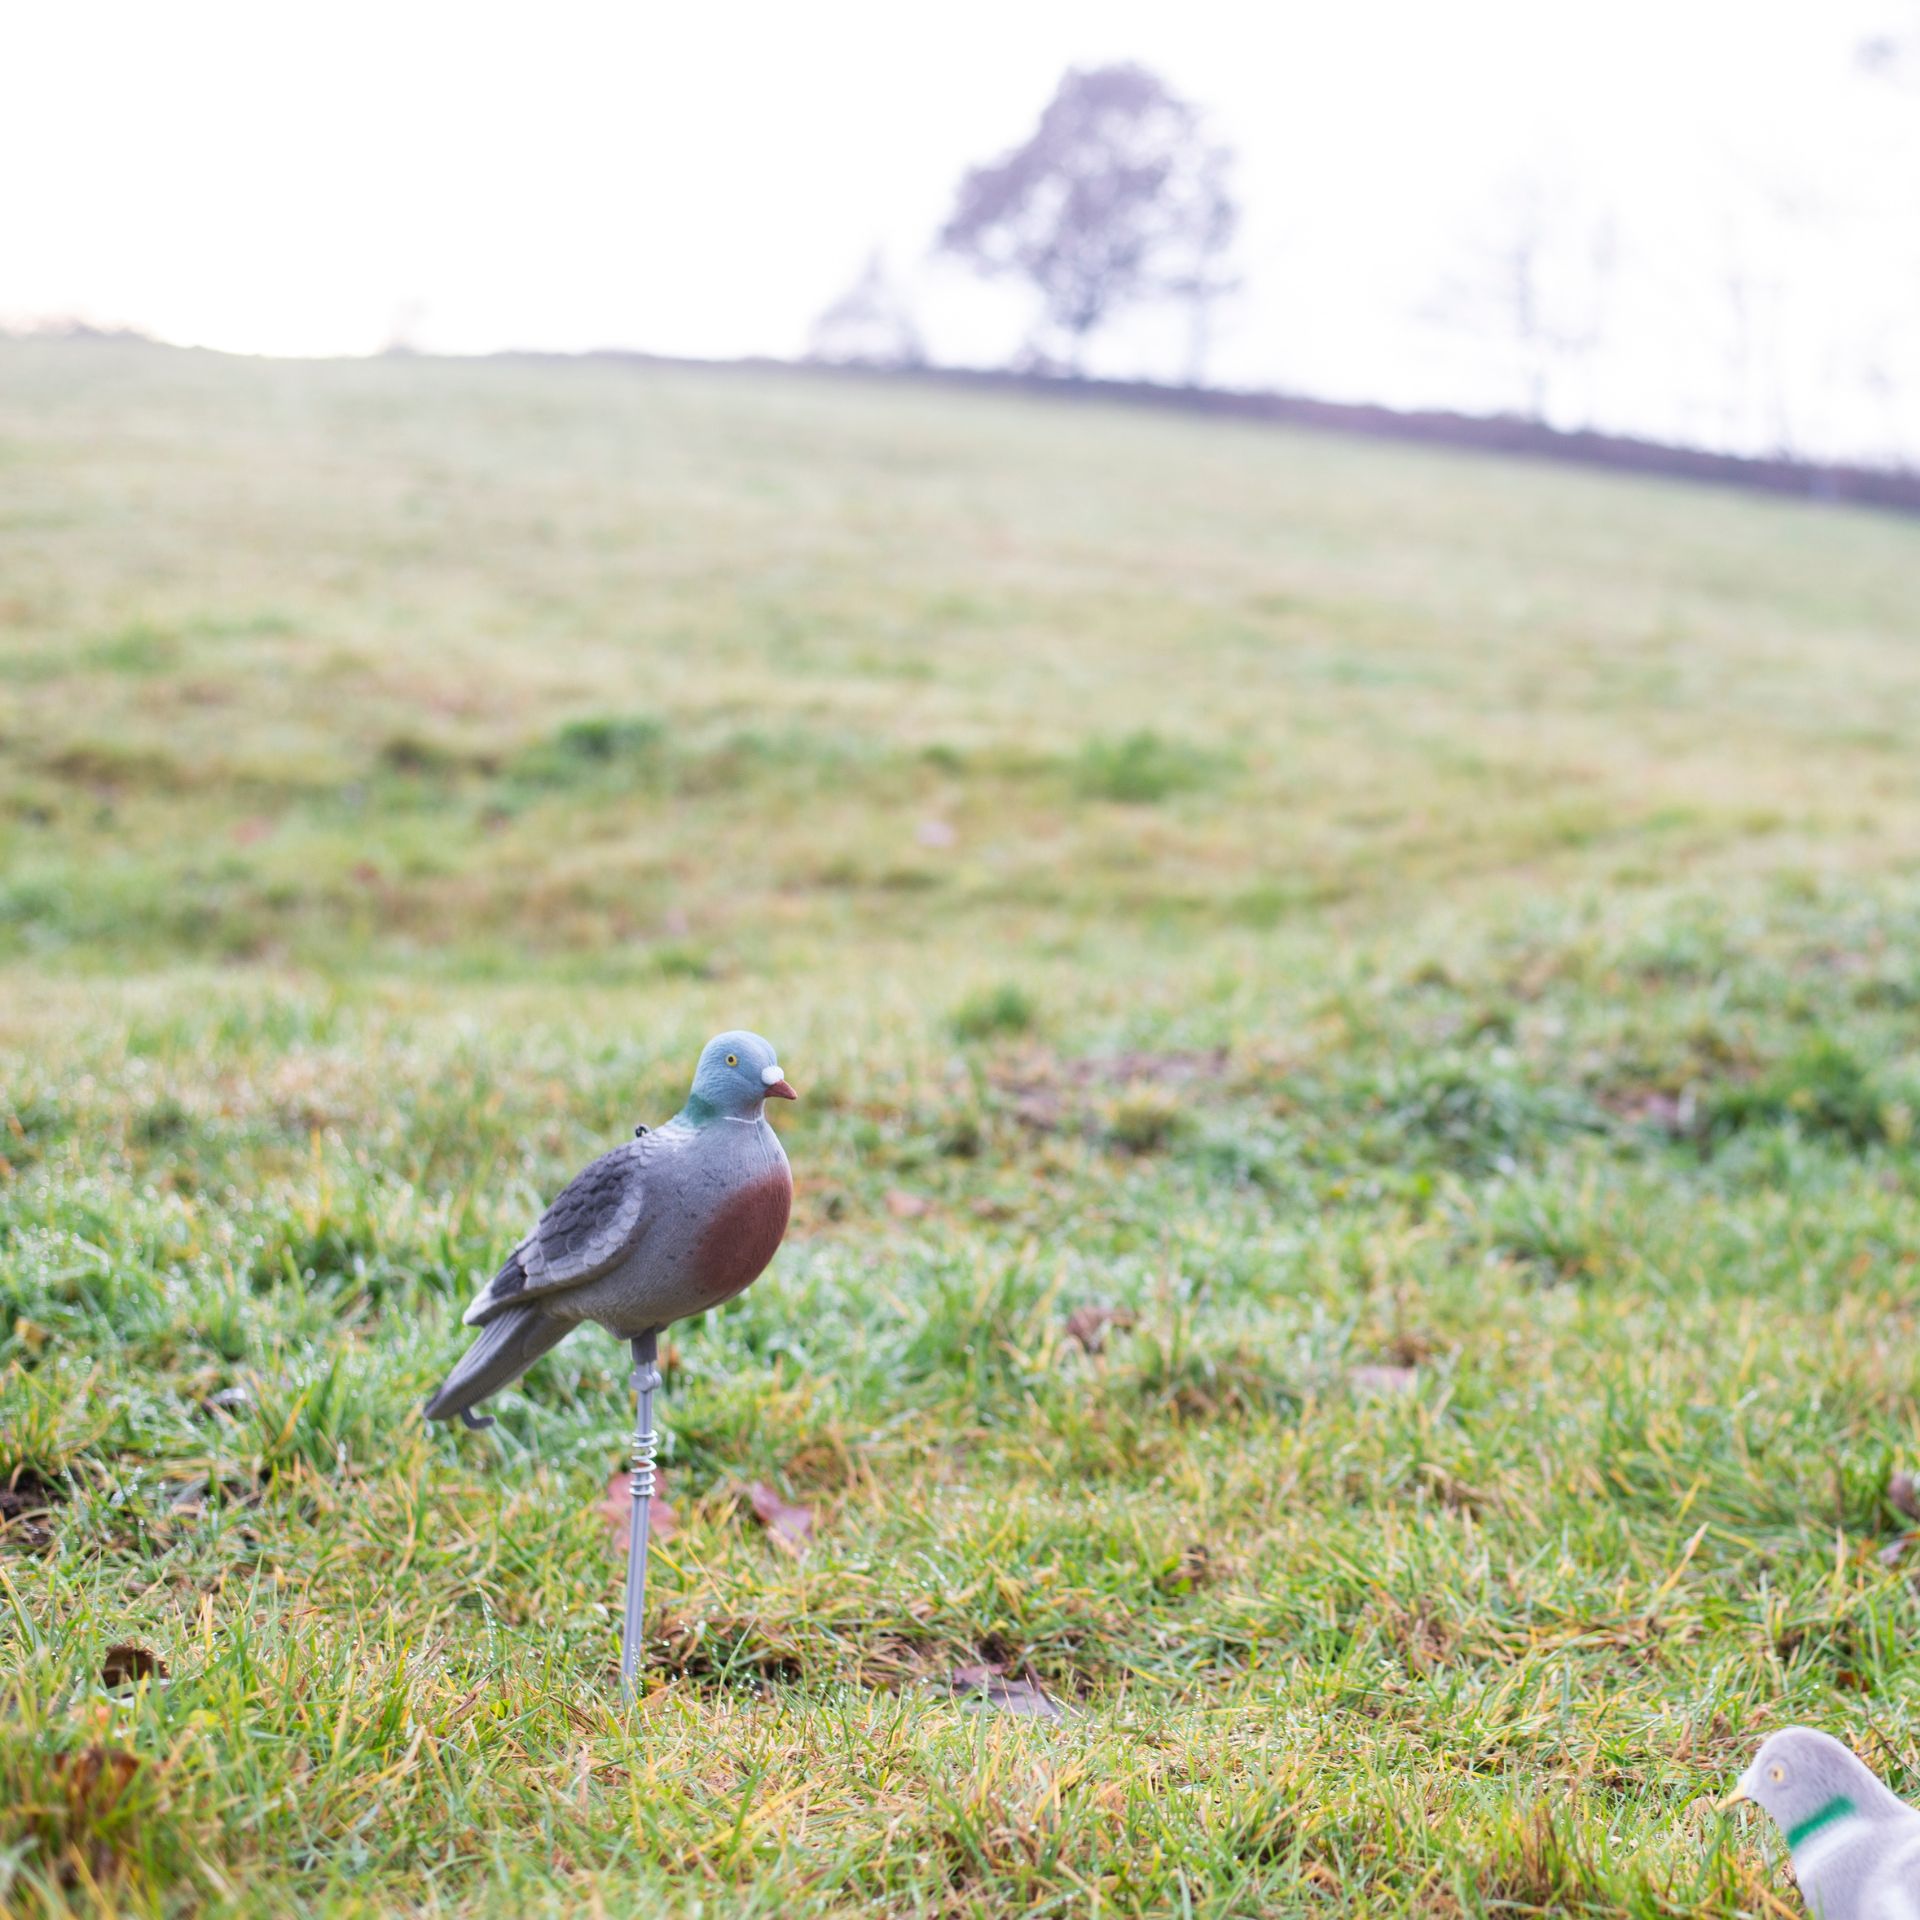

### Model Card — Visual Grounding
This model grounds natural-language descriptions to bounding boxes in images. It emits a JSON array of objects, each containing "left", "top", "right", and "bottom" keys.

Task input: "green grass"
[{"left": 3, "top": 338, "right": 1920, "bottom": 1914}]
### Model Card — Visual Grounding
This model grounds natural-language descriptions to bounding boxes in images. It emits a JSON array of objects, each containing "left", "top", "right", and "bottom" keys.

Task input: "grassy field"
[{"left": 4, "top": 337, "right": 1920, "bottom": 1916}]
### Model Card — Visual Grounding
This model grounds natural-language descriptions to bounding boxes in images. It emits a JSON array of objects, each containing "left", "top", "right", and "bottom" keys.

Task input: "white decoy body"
[{"left": 1727, "top": 1727, "right": 1920, "bottom": 1920}]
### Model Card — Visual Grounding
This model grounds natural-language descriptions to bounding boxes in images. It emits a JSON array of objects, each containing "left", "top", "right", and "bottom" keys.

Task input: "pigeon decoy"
[
  {"left": 1724, "top": 1726, "right": 1920, "bottom": 1918},
  {"left": 425, "top": 1029, "right": 796, "bottom": 1694}
]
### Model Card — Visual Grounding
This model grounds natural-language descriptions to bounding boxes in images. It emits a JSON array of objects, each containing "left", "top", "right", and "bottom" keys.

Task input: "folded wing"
[{"left": 463, "top": 1137, "right": 653, "bottom": 1326}]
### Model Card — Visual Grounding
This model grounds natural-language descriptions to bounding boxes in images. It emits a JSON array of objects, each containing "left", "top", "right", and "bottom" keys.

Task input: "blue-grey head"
[{"left": 685, "top": 1030, "right": 796, "bottom": 1121}]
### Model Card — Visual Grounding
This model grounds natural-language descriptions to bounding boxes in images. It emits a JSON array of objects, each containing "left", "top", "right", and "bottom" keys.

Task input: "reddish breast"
[{"left": 691, "top": 1166, "right": 793, "bottom": 1307}]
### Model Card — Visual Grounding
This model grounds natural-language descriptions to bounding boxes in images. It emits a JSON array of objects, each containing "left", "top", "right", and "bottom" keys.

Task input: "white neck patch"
[{"left": 1793, "top": 1815, "right": 1866, "bottom": 1882}]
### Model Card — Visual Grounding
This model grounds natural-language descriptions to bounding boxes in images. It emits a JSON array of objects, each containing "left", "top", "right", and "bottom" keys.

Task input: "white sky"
[{"left": 4, "top": 0, "right": 1918, "bottom": 461}]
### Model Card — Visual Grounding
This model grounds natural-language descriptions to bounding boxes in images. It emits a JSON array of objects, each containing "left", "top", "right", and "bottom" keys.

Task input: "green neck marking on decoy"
[{"left": 1785, "top": 1794, "right": 1858, "bottom": 1851}]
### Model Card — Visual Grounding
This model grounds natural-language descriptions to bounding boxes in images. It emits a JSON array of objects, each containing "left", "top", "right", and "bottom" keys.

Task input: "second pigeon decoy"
[{"left": 1724, "top": 1726, "right": 1920, "bottom": 1919}]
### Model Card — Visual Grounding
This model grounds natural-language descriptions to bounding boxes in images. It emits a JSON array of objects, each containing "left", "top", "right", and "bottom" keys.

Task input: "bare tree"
[
  {"left": 1719, "top": 243, "right": 1760, "bottom": 451},
  {"left": 1716, "top": 223, "right": 1800, "bottom": 459},
  {"left": 383, "top": 297, "right": 429, "bottom": 357},
  {"left": 1167, "top": 144, "right": 1241, "bottom": 386},
  {"left": 939, "top": 64, "right": 1238, "bottom": 377},
  {"left": 1858, "top": 5, "right": 1920, "bottom": 77},
  {"left": 807, "top": 252, "right": 926, "bottom": 370},
  {"left": 1429, "top": 179, "right": 1617, "bottom": 425}
]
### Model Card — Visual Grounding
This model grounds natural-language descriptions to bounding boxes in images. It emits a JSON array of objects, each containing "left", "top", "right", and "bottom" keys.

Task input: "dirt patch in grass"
[
  {"left": 652, "top": 1610, "right": 810, "bottom": 1688},
  {"left": 0, "top": 1467, "right": 64, "bottom": 1549},
  {"left": 990, "top": 1047, "right": 1230, "bottom": 1141}
]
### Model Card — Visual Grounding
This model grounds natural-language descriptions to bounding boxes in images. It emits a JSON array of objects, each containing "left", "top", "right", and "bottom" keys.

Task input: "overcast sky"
[{"left": 5, "top": 1, "right": 1918, "bottom": 462}]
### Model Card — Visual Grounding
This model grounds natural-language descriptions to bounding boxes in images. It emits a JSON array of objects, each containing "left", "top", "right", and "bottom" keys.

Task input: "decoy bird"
[
  {"left": 426, "top": 1029, "right": 796, "bottom": 1694},
  {"left": 1724, "top": 1726, "right": 1920, "bottom": 1919}
]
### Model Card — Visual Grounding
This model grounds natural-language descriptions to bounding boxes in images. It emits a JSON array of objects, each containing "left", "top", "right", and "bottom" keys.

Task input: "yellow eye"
[
  {"left": 725, "top": 1053, "right": 738, "bottom": 1066},
  {"left": 1769, "top": 1766, "right": 1785, "bottom": 1783}
]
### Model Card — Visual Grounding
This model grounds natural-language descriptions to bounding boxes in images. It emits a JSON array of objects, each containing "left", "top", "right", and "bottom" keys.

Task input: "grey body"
[
  {"left": 1732, "top": 1728, "right": 1920, "bottom": 1920},
  {"left": 425, "top": 1031, "right": 794, "bottom": 1427},
  {"left": 471, "top": 1110, "right": 790, "bottom": 1335}
]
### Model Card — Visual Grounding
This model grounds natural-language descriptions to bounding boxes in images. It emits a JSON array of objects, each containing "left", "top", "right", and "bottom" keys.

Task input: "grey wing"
[{"left": 463, "top": 1139, "right": 652, "bottom": 1325}]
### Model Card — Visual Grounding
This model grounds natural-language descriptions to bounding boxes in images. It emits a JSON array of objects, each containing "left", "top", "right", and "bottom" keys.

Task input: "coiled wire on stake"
[{"left": 620, "top": 1329, "right": 662, "bottom": 1700}]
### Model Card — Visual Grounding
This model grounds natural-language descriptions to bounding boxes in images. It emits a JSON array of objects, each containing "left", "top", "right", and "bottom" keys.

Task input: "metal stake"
[{"left": 620, "top": 1328, "right": 661, "bottom": 1701}]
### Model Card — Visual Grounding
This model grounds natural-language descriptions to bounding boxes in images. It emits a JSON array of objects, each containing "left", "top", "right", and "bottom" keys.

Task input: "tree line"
[
  {"left": 811, "top": 65, "right": 1236, "bottom": 388},
  {"left": 811, "top": 52, "right": 1915, "bottom": 468}
]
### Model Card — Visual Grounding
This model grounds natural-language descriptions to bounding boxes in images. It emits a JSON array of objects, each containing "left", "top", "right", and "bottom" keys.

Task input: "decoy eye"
[
  {"left": 725, "top": 1053, "right": 738, "bottom": 1066},
  {"left": 1769, "top": 1765, "right": 1785, "bottom": 1783}
]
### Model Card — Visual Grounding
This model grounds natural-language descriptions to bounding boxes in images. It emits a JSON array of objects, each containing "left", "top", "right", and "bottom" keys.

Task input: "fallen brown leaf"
[
  {"left": 884, "top": 1187, "right": 930, "bottom": 1220},
  {"left": 1618, "top": 1090, "right": 1698, "bottom": 1136},
  {"left": 947, "top": 1668, "right": 1067, "bottom": 1722},
  {"left": 53, "top": 1745, "right": 142, "bottom": 1880},
  {"left": 1891, "top": 1471, "right": 1920, "bottom": 1523},
  {"left": 747, "top": 1480, "right": 814, "bottom": 1551},
  {"left": 58, "top": 1745, "right": 140, "bottom": 1810},
  {"left": 1420, "top": 1463, "right": 1491, "bottom": 1516},
  {"left": 1011, "top": 1092, "right": 1065, "bottom": 1133},
  {"left": 598, "top": 1468, "right": 677, "bottom": 1556},
  {"left": 1348, "top": 1363, "right": 1420, "bottom": 1398},
  {"left": 1064, "top": 1303, "right": 1136, "bottom": 1354},
  {"left": 101, "top": 1645, "right": 167, "bottom": 1690},
  {"left": 1157, "top": 1542, "right": 1218, "bottom": 1595}
]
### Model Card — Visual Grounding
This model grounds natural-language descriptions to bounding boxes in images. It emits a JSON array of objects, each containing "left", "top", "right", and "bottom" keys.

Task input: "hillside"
[
  {"left": 4, "top": 340, "right": 1920, "bottom": 1916},
  {"left": 5, "top": 340, "right": 1919, "bottom": 977}
]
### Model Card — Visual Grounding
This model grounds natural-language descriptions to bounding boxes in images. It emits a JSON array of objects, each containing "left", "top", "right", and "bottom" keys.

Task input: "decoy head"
[
  {"left": 688, "top": 1030, "right": 796, "bottom": 1118},
  {"left": 1723, "top": 1727, "right": 1893, "bottom": 1848}
]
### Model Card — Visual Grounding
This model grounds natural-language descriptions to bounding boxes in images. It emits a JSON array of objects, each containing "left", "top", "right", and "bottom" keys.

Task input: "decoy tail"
[{"left": 424, "top": 1304, "right": 572, "bottom": 1426}]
